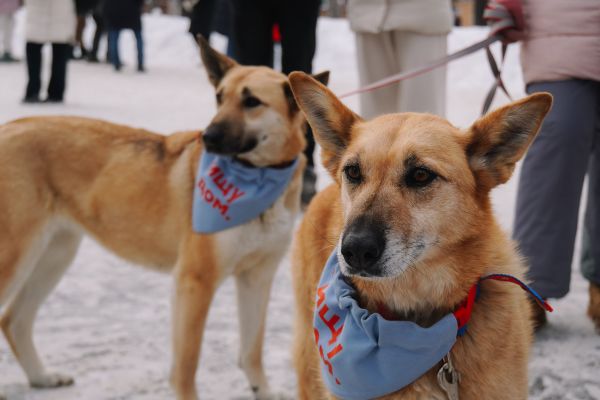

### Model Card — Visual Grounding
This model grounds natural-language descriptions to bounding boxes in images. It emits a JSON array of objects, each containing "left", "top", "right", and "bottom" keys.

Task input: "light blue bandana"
[
  {"left": 314, "top": 249, "right": 458, "bottom": 400},
  {"left": 192, "top": 151, "right": 298, "bottom": 233}
]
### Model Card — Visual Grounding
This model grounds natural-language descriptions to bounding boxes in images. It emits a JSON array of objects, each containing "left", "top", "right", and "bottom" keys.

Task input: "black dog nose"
[
  {"left": 202, "top": 124, "right": 224, "bottom": 150},
  {"left": 340, "top": 219, "right": 385, "bottom": 274}
]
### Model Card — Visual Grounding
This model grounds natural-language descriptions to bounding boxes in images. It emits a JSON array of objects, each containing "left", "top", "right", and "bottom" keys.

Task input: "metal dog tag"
[{"left": 437, "top": 354, "right": 460, "bottom": 400}]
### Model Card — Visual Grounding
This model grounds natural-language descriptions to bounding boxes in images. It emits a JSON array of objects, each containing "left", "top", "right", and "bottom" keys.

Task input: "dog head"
[
  {"left": 290, "top": 72, "right": 552, "bottom": 310},
  {"left": 198, "top": 38, "right": 328, "bottom": 167}
]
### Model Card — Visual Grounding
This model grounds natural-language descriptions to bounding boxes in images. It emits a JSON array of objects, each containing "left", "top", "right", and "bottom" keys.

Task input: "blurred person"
[
  {"left": 229, "top": 0, "right": 322, "bottom": 205},
  {"left": 347, "top": 0, "right": 453, "bottom": 119},
  {"left": 73, "top": 0, "right": 99, "bottom": 59},
  {"left": 0, "top": 0, "right": 20, "bottom": 62},
  {"left": 187, "top": 0, "right": 217, "bottom": 41},
  {"left": 186, "top": 0, "right": 234, "bottom": 57},
  {"left": 104, "top": 0, "right": 144, "bottom": 72},
  {"left": 488, "top": 0, "right": 600, "bottom": 331},
  {"left": 87, "top": 0, "right": 106, "bottom": 63},
  {"left": 23, "top": 0, "right": 76, "bottom": 103}
]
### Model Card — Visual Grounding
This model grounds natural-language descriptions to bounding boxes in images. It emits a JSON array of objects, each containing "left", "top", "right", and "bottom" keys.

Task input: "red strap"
[
  {"left": 480, "top": 274, "right": 554, "bottom": 312},
  {"left": 452, "top": 284, "right": 478, "bottom": 330}
]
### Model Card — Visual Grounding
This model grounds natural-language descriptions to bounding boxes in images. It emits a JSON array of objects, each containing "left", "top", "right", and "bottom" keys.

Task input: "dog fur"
[
  {"left": 289, "top": 72, "right": 552, "bottom": 399},
  {"left": 0, "top": 40, "right": 324, "bottom": 400}
]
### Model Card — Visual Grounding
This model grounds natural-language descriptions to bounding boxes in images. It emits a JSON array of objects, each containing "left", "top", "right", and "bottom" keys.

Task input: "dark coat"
[{"left": 104, "top": 0, "right": 143, "bottom": 31}]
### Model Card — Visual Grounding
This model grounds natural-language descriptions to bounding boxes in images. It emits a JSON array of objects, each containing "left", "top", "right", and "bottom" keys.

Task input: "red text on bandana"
[
  {"left": 197, "top": 164, "right": 245, "bottom": 221},
  {"left": 314, "top": 284, "right": 344, "bottom": 385}
]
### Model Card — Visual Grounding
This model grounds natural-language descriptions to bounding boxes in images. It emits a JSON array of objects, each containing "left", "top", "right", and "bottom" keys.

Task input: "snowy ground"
[{"left": 1, "top": 11, "right": 598, "bottom": 400}]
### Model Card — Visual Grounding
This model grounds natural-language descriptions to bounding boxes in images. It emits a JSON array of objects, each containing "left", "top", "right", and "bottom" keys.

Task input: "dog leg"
[
  {"left": 235, "top": 259, "right": 279, "bottom": 400},
  {"left": 170, "top": 237, "right": 219, "bottom": 400},
  {"left": 1, "top": 229, "right": 81, "bottom": 388}
]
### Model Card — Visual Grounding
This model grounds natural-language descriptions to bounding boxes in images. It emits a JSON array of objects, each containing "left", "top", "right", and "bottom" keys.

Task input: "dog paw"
[{"left": 30, "top": 372, "right": 74, "bottom": 388}]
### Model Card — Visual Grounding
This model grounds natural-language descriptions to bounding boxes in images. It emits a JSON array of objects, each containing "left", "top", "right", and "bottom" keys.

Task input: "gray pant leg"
[
  {"left": 581, "top": 81, "right": 600, "bottom": 284},
  {"left": 513, "top": 80, "right": 597, "bottom": 298}
]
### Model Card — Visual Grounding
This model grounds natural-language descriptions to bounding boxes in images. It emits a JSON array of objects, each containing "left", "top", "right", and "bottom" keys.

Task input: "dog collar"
[
  {"left": 192, "top": 150, "right": 298, "bottom": 233},
  {"left": 313, "top": 249, "right": 553, "bottom": 400}
]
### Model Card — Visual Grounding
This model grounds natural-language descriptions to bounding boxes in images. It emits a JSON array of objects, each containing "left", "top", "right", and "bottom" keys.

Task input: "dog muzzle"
[
  {"left": 192, "top": 150, "right": 298, "bottom": 233},
  {"left": 314, "top": 249, "right": 553, "bottom": 400},
  {"left": 313, "top": 249, "right": 458, "bottom": 400}
]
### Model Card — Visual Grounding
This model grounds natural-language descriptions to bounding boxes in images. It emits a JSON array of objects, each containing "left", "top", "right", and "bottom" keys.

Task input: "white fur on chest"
[{"left": 213, "top": 192, "right": 295, "bottom": 275}]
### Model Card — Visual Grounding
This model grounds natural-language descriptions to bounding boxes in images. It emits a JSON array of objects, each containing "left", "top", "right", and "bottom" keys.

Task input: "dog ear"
[
  {"left": 312, "top": 70, "right": 330, "bottom": 86},
  {"left": 283, "top": 70, "right": 331, "bottom": 118},
  {"left": 289, "top": 71, "right": 361, "bottom": 176},
  {"left": 197, "top": 35, "right": 237, "bottom": 87},
  {"left": 466, "top": 92, "right": 552, "bottom": 190}
]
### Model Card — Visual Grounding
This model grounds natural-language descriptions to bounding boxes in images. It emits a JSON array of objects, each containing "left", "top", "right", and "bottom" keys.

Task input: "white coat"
[{"left": 24, "top": 0, "right": 76, "bottom": 43}]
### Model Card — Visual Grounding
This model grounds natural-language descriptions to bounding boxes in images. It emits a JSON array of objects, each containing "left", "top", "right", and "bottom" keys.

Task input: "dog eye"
[
  {"left": 343, "top": 164, "right": 362, "bottom": 183},
  {"left": 406, "top": 167, "right": 437, "bottom": 188},
  {"left": 243, "top": 96, "right": 262, "bottom": 108}
]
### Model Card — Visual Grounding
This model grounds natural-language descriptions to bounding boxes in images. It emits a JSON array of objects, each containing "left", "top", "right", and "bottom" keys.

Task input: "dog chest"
[{"left": 213, "top": 194, "right": 295, "bottom": 272}]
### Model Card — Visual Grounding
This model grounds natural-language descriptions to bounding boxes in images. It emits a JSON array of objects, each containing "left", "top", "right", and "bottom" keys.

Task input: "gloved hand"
[{"left": 484, "top": 0, "right": 526, "bottom": 43}]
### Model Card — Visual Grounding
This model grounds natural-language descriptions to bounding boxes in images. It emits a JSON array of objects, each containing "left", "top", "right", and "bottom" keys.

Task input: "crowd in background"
[{"left": 0, "top": 0, "right": 598, "bottom": 333}]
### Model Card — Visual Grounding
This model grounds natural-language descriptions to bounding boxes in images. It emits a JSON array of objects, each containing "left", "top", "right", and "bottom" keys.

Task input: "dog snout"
[
  {"left": 202, "top": 124, "right": 225, "bottom": 152},
  {"left": 341, "top": 218, "right": 385, "bottom": 276}
]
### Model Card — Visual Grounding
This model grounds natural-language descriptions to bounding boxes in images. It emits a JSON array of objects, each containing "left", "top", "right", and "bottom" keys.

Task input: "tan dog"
[
  {"left": 0, "top": 40, "right": 326, "bottom": 400},
  {"left": 289, "top": 72, "right": 552, "bottom": 399}
]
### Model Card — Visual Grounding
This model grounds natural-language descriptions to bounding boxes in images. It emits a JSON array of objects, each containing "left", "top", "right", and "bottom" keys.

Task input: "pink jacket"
[
  {"left": 521, "top": 0, "right": 600, "bottom": 84},
  {"left": 0, "top": 0, "right": 20, "bottom": 15}
]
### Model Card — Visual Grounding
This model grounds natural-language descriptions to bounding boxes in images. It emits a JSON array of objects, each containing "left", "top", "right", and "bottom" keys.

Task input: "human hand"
[{"left": 484, "top": 0, "right": 526, "bottom": 43}]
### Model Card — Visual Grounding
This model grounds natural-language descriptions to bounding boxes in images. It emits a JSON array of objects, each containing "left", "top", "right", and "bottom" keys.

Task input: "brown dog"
[
  {"left": 0, "top": 40, "right": 326, "bottom": 400},
  {"left": 289, "top": 72, "right": 552, "bottom": 399}
]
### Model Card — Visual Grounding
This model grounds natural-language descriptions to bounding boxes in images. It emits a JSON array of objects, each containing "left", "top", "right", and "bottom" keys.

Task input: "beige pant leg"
[
  {"left": 354, "top": 31, "right": 399, "bottom": 119},
  {"left": 394, "top": 31, "right": 448, "bottom": 117},
  {"left": 0, "top": 14, "right": 13, "bottom": 53}
]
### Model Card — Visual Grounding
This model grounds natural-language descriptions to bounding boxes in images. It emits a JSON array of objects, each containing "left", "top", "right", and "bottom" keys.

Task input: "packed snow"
[{"left": 0, "top": 10, "right": 598, "bottom": 400}]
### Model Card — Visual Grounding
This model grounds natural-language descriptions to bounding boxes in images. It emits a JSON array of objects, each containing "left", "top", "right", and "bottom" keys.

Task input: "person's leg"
[
  {"left": 514, "top": 80, "right": 598, "bottom": 300},
  {"left": 395, "top": 31, "right": 448, "bottom": 117},
  {"left": 581, "top": 81, "right": 600, "bottom": 331},
  {"left": 107, "top": 29, "right": 121, "bottom": 70},
  {"left": 277, "top": 0, "right": 321, "bottom": 175},
  {"left": 277, "top": 0, "right": 320, "bottom": 75},
  {"left": 0, "top": 14, "right": 10, "bottom": 55},
  {"left": 47, "top": 43, "right": 71, "bottom": 102},
  {"left": 229, "top": 0, "right": 274, "bottom": 67},
  {"left": 354, "top": 31, "right": 398, "bottom": 119},
  {"left": 24, "top": 42, "right": 43, "bottom": 102},
  {"left": 89, "top": 7, "right": 104, "bottom": 61},
  {"left": 134, "top": 29, "right": 144, "bottom": 71},
  {"left": 1, "top": 13, "right": 17, "bottom": 61},
  {"left": 189, "top": 0, "right": 218, "bottom": 41},
  {"left": 75, "top": 15, "right": 87, "bottom": 58}
]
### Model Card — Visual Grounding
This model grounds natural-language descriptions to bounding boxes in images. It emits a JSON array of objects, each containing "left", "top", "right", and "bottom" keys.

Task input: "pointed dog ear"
[
  {"left": 289, "top": 71, "right": 361, "bottom": 177},
  {"left": 312, "top": 70, "right": 330, "bottom": 86},
  {"left": 467, "top": 92, "right": 553, "bottom": 190},
  {"left": 283, "top": 70, "right": 331, "bottom": 117},
  {"left": 197, "top": 35, "right": 237, "bottom": 87}
]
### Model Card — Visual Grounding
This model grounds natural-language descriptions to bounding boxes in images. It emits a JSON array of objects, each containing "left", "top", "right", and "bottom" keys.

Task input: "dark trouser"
[
  {"left": 91, "top": 10, "right": 105, "bottom": 59},
  {"left": 513, "top": 79, "right": 600, "bottom": 298},
  {"left": 229, "top": 0, "right": 321, "bottom": 166},
  {"left": 25, "top": 42, "right": 71, "bottom": 101},
  {"left": 189, "top": 0, "right": 218, "bottom": 40},
  {"left": 107, "top": 29, "right": 144, "bottom": 69}
]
